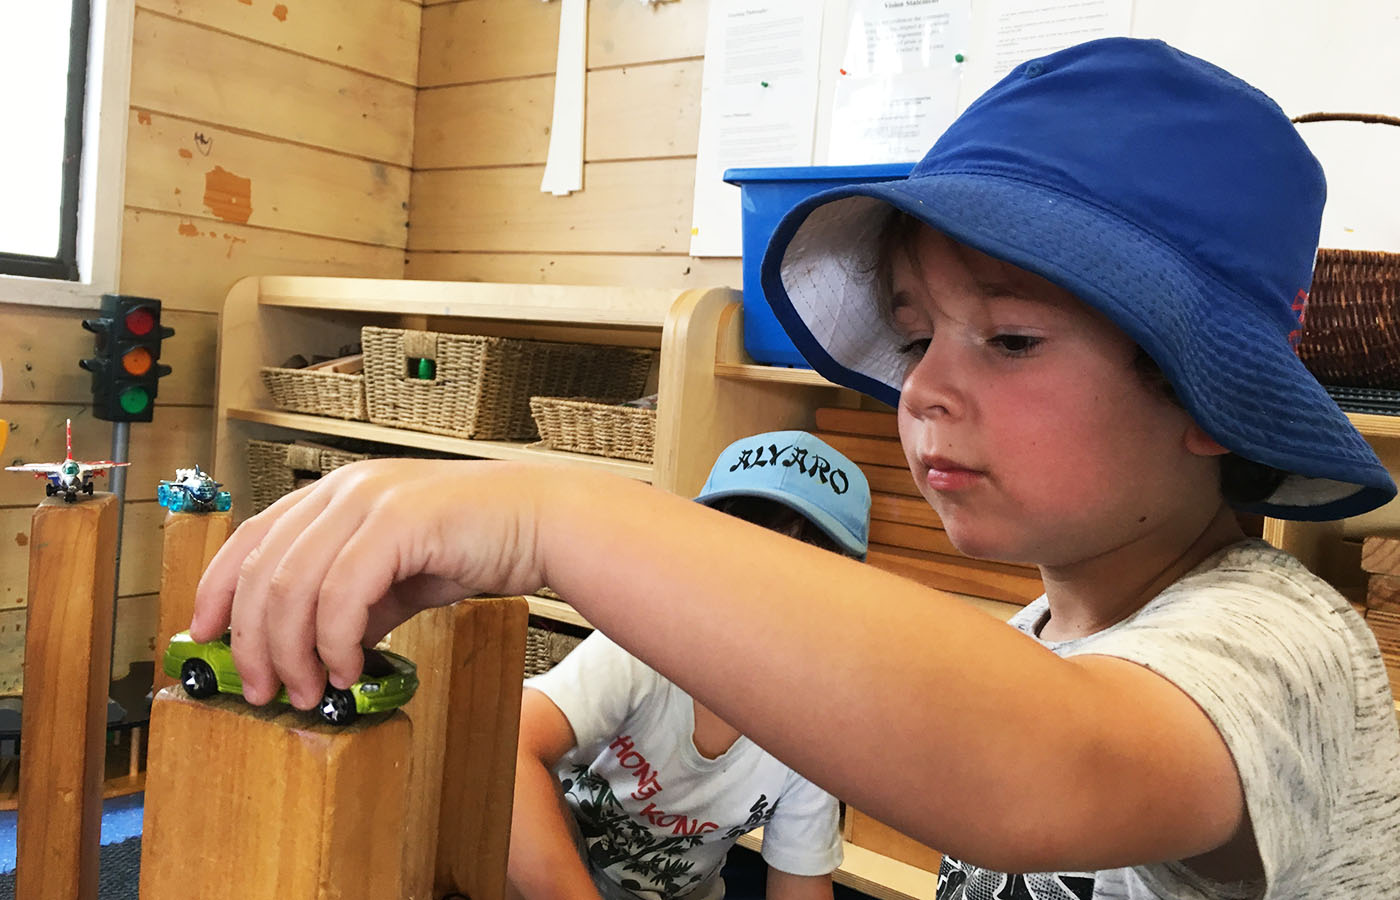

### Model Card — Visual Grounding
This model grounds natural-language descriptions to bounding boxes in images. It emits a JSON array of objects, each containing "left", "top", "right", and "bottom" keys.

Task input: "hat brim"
[
  {"left": 695, "top": 488, "right": 868, "bottom": 560},
  {"left": 761, "top": 172, "right": 1396, "bottom": 521}
]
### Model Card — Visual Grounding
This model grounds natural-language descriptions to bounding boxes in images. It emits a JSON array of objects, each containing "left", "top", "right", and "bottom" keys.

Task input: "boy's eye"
[
  {"left": 898, "top": 338, "right": 931, "bottom": 357},
  {"left": 988, "top": 334, "right": 1041, "bottom": 355}
]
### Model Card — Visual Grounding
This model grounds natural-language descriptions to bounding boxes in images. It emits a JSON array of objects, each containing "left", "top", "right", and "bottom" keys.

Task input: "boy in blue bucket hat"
[
  {"left": 507, "top": 432, "right": 868, "bottom": 900},
  {"left": 194, "top": 38, "right": 1399, "bottom": 900}
]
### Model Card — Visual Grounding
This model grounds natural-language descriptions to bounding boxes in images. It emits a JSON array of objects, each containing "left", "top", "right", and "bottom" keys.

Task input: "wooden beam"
[
  {"left": 433, "top": 597, "right": 529, "bottom": 900},
  {"left": 152, "top": 510, "right": 233, "bottom": 692},
  {"left": 16, "top": 493, "right": 119, "bottom": 900}
]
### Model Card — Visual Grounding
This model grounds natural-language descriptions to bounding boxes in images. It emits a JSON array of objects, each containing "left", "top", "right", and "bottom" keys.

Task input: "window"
[
  {"left": 0, "top": 2, "right": 90, "bottom": 279},
  {"left": 0, "top": 1, "right": 132, "bottom": 306}
]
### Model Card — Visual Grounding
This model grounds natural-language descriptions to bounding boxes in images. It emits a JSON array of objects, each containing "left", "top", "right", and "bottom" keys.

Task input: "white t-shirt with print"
[
  {"left": 935, "top": 540, "right": 1400, "bottom": 900},
  {"left": 526, "top": 632, "right": 843, "bottom": 900}
]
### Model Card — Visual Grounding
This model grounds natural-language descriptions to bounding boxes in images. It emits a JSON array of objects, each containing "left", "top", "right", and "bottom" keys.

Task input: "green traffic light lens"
[{"left": 118, "top": 385, "right": 151, "bottom": 414}]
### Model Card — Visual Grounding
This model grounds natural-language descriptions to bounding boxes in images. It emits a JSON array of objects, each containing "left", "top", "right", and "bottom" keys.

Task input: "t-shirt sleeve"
[
  {"left": 758, "top": 771, "right": 844, "bottom": 877},
  {"left": 524, "top": 631, "right": 662, "bottom": 754},
  {"left": 1069, "top": 574, "right": 1357, "bottom": 892}
]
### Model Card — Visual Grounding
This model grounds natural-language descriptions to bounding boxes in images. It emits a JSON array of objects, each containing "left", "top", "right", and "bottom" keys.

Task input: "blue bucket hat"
[
  {"left": 760, "top": 37, "right": 1395, "bottom": 522},
  {"left": 695, "top": 431, "right": 871, "bottom": 559}
]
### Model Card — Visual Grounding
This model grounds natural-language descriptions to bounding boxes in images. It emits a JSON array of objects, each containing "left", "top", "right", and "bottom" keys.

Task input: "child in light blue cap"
[{"left": 506, "top": 432, "right": 869, "bottom": 900}]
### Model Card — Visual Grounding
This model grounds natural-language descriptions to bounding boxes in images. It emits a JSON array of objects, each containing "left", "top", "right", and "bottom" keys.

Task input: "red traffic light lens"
[
  {"left": 121, "top": 347, "right": 153, "bottom": 376},
  {"left": 124, "top": 308, "right": 155, "bottom": 336}
]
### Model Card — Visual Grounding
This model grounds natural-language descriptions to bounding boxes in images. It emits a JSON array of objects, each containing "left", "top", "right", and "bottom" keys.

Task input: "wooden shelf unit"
[{"left": 211, "top": 277, "right": 719, "bottom": 525}]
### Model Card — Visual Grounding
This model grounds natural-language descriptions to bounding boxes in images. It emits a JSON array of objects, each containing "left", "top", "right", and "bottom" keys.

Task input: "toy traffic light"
[{"left": 80, "top": 294, "right": 175, "bottom": 423}]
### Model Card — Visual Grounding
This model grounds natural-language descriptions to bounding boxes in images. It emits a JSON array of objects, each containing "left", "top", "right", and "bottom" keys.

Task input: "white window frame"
[{"left": 0, "top": 0, "right": 134, "bottom": 310}]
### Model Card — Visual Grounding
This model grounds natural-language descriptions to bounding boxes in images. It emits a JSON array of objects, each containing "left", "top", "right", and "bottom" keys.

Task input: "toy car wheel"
[
  {"left": 84, "top": 482, "right": 94, "bottom": 495},
  {"left": 45, "top": 484, "right": 56, "bottom": 497},
  {"left": 180, "top": 659, "right": 218, "bottom": 699},
  {"left": 168, "top": 491, "right": 188, "bottom": 513},
  {"left": 319, "top": 688, "right": 357, "bottom": 726}
]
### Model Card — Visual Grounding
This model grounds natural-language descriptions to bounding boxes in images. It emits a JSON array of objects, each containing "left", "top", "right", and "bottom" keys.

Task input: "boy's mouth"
[{"left": 920, "top": 455, "right": 982, "bottom": 491}]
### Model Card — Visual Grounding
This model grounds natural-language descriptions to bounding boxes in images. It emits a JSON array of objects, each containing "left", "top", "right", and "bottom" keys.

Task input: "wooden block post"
[
  {"left": 152, "top": 510, "right": 233, "bottom": 691},
  {"left": 16, "top": 493, "right": 119, "bottom": 900},
  {"left": 436, "top": 597, "right": 529, "bottom": 900},
  {"left": 140, "top": 690, "right": 413, "bottom": 899}
]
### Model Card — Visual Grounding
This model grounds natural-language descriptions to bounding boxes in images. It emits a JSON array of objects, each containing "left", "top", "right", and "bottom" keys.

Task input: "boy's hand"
[{"left": 191, "top": 458, "right": 550, "bottom": 709}]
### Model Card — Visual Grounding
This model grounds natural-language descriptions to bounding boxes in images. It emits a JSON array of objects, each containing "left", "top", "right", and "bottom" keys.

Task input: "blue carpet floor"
[{"left": 0, "top": 792, "right": 145, "bottom": 874}]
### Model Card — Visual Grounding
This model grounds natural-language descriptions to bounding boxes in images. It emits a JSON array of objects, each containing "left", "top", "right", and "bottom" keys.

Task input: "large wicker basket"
[
  {"left": 259, "top": 366, "right": 367, "bottom": 421},
  {"left": 246, "top": 439, "right": 376, "bottom": 513},
  {"left": 362, "top": 326, "right": 657, "bottom": 441},
  {"left": 528, "top": 396, "right": 657, "bottom": 463},
  {"left": 1292, "top": 113, "right": 1400, "bottom": 389}
]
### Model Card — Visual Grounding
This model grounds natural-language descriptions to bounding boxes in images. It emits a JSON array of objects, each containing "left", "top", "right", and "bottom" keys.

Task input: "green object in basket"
[{"left": 416, "top": 357, "right": 435, "bottom": 380}]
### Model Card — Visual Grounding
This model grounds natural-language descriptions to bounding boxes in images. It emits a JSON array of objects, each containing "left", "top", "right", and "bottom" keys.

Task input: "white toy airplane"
[{"left": 5, "top": 419, "right": 129, "bottom": 503}]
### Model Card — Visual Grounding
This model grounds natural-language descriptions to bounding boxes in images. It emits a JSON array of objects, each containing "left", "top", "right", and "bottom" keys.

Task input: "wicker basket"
[
  {"left": 1291, "top": 113, "right": 1400, "bottom": 389},
  {"left": 246, "top": 439, "right": 376, "bottom": 513},
  {"left": 362, "top": 326, "right": 657, "bottom": 441},
  {"left": 529, "top": 396, "right": 657, "bottom": 463},
  {"left": 260, "top": 366, "right": 367, "bottom": 421},
  {"left": 524, "top": 620, "right": 587, "bottom": 678},
  {"left": 1296, "top": 248, "right": 1400, "bottom": 388}
]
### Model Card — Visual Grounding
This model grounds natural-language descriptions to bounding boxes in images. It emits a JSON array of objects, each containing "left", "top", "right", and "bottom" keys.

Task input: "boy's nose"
[{"left": 899, "top": 341, "right": 963, "bottom": 420}]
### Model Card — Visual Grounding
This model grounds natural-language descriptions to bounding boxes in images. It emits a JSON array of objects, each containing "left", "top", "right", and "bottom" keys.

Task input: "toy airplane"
[
  {"left": 4, "top": 418, "right": 129, "bottom": 503},
  {"left": 157, "top": 465, "right": 232, "bottom": 513}
]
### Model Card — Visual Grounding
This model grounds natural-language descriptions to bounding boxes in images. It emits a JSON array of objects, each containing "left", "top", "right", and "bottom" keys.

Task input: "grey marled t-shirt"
[{"left": 935, "top": 540, "right": 1400, "bottom": 900}]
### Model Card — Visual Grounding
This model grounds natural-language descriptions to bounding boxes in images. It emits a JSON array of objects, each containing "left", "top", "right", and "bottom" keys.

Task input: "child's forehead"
[{"left": 892, "top": 225, "right": 1082, "bottom": 310}]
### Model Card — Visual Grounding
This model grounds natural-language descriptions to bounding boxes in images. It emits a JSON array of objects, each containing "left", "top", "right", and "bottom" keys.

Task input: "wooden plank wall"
[
  {"left": 406, "top": 0, "right": 742, "bottom": 292},
  {"left": 0, "top": 0, "right": 421, "bottom": 693}
]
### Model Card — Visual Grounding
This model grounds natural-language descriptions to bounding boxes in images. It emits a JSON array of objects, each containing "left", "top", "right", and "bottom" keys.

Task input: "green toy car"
[{"left": 162, "top": 630, "right": 418, "bottom": 725}]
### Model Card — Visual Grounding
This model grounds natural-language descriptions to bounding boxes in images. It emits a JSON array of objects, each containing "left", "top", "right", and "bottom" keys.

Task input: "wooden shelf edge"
[
  {"left": 1346, "top": 412, "right": 1400, "bottom": 441},
  {"left": 254, "top": 277, "right": 677, "bottom": 328},
  {"left": 713, "top": 361, "right": 836, "bottom": 387},
  {"left": 225, "top": 408, "right": 654, "bottom": 481},
  {"left": 526, "top": 596, "right": 593, "bottom": 630},
  {"left": 735, "top": 831, "right": 938, "bottom": 900}
]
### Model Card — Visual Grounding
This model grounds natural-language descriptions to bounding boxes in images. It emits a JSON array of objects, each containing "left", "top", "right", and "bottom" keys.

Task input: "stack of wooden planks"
[
  {"left": 1359, "top": 535, "right": 1400, "bottom": 700},
  {"left": 814, "top": 407, "right": 1045, "bottom": 606}
]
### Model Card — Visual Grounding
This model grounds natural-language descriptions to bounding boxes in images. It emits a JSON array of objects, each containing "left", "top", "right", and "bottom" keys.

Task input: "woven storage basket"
[
  {"left": 1292, "top": 113, "right": 1400, "bottom": 389},
  {"left": 259, "top": 366, "right": 367, "bottom": 421},
  {"left": 246, "top": 439, "right": 375, "bottom": 513},
  {"left": 529, "top": 396, "right": 657, "bottom": 463},
  {"left": 362, "top": 326, "right": 657, "bottom": 441},
  {"left": 524, "top": 620, "right": 587, "bottom": 678}
]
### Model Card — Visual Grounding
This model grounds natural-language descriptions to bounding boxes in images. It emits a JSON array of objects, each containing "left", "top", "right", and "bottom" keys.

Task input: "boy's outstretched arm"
[
  {"left": 193, "top": 459, "right": 1244, "bottom": 875},
  {"left": 507, "top": 689, "right": 605, "bottom": 900},
  {"left": 766, "top": 868, "right": 833, "bottom": 900}
]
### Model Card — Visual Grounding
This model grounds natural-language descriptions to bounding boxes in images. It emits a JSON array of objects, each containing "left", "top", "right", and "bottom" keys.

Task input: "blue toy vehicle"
[{"left": 157, "top": 466, "right": 232, "bottom": 513}]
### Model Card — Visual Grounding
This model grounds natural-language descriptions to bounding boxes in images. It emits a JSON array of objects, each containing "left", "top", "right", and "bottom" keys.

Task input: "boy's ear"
[{"left": 1185, "top": 424, "right": 1231, "bottom": 457}]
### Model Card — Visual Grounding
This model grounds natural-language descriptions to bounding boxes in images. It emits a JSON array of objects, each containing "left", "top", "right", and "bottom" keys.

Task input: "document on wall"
[
  {"left": 689, "top": 0, "right": 825, "bottom": 258},
  {"left": 826, "top": 0, "right": 972, "bottom": 165},
  {"left": 987, "top": 0, "right": 1133, "bottom": 77}
]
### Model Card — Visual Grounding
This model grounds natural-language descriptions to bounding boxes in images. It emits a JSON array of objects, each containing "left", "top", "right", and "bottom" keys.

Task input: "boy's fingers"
[
  {"left": 226, "top": 488, "right": 337, "bottom": 705},
  {"left": 190, "top": 483, "right": 319, "bottom": 642},
  {"left": 315, "top": 525, "right": 400, "bottom": 689},
  {"left": 261, "top": 497, "right": 376, "bottom": 707}
]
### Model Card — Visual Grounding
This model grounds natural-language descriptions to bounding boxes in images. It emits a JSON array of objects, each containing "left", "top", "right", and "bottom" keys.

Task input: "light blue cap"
[{"left": 694, "top": 431, "right": 871, "bottom": 559}]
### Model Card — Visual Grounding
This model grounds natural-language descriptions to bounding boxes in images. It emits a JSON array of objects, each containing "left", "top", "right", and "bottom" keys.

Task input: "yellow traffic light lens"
[{"left": 122, "top": 347, "right": 153, "bottom": 376}]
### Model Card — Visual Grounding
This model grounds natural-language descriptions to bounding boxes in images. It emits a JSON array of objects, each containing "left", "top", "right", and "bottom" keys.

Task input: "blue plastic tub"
[{"left": 723, "top": 163, "right": 914, "bottom": 368}]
